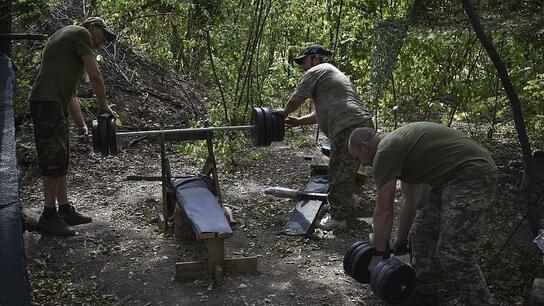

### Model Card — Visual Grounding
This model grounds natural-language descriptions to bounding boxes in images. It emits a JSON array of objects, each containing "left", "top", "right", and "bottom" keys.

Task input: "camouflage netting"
[{"left": 369, "top": 18, "right": 409, "bottom": 105}]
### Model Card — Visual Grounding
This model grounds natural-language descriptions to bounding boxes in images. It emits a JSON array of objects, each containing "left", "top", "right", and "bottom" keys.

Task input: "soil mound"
[{"left": 32, "top": 1, "right": 208, "bottom": 128}]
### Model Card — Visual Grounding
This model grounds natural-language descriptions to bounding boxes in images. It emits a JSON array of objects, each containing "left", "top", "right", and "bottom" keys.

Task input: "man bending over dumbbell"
[
  {"left": 348, "top": 122, "right": 498, "bottom": 305},
  {"left": 29, "top": 17, "right": 117, "bottom": 236},
  {"left": 275, "top": 44, "right": 373, "bottom": 230}
]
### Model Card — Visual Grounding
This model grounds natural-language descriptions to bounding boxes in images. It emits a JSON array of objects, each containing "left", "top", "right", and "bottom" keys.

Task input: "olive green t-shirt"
[
  {"left": 292, "top": 63, "right": 371, "bottom": 137},
  {"left": 372, "top": 122, "right": 497, "bottom": 188},
  {"left": 29, "top": 25, "right": 95, "bottom": 104}
]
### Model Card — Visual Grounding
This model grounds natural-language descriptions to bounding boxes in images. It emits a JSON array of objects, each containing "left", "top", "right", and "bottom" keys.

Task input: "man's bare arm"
[
  {"left": 82, "top": 54, "right": 116, "bottom": 116},
  {"left": 67, "top": 95, "right": 87, "bottom": 135},
  {"left": 373, "top": 179, "right": 397, "bottom": 252}
]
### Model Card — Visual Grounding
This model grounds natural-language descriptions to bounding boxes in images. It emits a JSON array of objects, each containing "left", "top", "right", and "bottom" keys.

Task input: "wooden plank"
[
  {"left": 213, "top": 264, "right": 224, "bottom": 286},
  {"left": 281, "top": 199, "right": 324, "bottom": 235},
  {"left": 198, "top": 233, "right": 217, "bottom": 240},
  {"left": 196, "top": 231, "right": 234, "bottom": 240},
  {"left": 175, "top": 261, "right": 208, "bottom": 281},
  {"left": 224, "top": 256, "right": 259, "bottom": 273},
  {"left": 282, "top": 172, "right": 328, "bottom": 236},
  {"left": 207, "top": 239, "right": 225, "bottom": 269},
  {"left": 216, "top": 232, "right": 233, "bottom": 239}
]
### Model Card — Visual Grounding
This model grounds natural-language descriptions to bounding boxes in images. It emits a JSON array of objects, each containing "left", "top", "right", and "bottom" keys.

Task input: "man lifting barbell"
[
  {"left": 275, "top": 44, "right": 374, "bottom": 231},
  {"left": 348, "top": 122, "right": 498, "bottom": 305},
  {"left": 29, "top": 17, "right": 117, "bottom": 236}
]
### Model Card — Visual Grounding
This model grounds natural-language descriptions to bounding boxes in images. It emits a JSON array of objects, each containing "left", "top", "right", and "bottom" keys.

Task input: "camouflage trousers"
[
  {"left": 411, "top": 172, "right": 498, "bottom": 305},
  {"left": 327, "top": 118, "right": 373, "bottom": 220},
  {"left": 30, "top": 100, "right": 70, "bottom": 177}
]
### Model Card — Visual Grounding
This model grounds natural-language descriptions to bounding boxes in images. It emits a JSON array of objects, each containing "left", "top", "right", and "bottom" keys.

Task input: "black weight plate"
[
  {"left": 277, "top": 113, "right": 285, "bottom": 141},
  {"left": 346, "top": 242, "right": 372, "bottom": 277},
  {"left": 271, "top": 111, "right": 282, "bottom": 142},
  {"left": 250, "top": 107, "right": 259, "bottom": 146},
  {"left": 370, "top": 257, "right": 385, "bottom": 293},
  {"left": 106, "top": 115, "right": 118, "bottom": 155},
  {"left": 272, "top": 112, "right": 285, "bottom": 142},
  {"left": 350, "top": 243, "right": 376, "bottom": 283},
  {"left": 343, "top": 241, "right": 365, "bottom": 274},
  {"left": 380, "top": 261, "right": 399, "bottom": 301},
  {"left": 98, "top": 115, "right": 109, "bottom": 156},
  {"left": 371, "top": 258, "right": 398, "bottom": 300},
  {"left": 381, "top": 260, "right": 415, "bottom": 305},
  {"left": 253, "top": 107, "right": 266, "bottom": 146},
  {"left": 269, "top": 108, "right": 279, "bottom": 142},
  {"left": 92, "top": 120, "right": 99, "bottom": 153},
  {"left": 257, "top": 107, "right": 268, "bottom": 147},
  {"left": 262, "top": 107, "right": 274, "bottom": 146}
]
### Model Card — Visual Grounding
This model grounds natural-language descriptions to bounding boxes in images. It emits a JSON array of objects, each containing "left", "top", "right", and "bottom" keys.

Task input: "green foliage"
[{"left": 10, "top": 0, "right": 544, "bottom": 157}]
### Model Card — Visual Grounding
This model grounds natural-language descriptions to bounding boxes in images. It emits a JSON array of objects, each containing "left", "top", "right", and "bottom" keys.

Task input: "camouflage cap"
[{"left": 81, "top": 17, "right": 116, "bottom": 42}]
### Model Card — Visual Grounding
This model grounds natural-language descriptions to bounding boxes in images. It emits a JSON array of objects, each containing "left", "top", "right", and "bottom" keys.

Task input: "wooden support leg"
[
  {"left": 175, "top": 240, "right": 258, "bottom": 284},
  {"left": 159, "top": 134, "right": 173, "bottom": 232},
  {"left": 207, "top": 239, "right": 225, "bottom": 285}
]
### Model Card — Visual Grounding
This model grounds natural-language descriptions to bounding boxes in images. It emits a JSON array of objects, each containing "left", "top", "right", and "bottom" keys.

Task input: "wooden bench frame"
[{"left": 157, "top": 130, "right": 257, "bottom": 286}]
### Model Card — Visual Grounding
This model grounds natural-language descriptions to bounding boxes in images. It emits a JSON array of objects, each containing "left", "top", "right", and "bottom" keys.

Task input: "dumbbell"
[{"left": 343, "top": 238, "right": 415, "bottom": 305}]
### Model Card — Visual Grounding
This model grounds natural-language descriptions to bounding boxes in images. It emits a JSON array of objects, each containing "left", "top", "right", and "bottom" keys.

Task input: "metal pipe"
[{"left": 116, "top": 125, "right": 254, "bottom": 137}]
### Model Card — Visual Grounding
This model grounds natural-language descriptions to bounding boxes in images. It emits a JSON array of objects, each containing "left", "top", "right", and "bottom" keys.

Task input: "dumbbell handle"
[
  {"left": 116, "top": 125, "right": 255, "bottom": 138},
  {"left": 368, "top": 233, "right": 411, "bottom": 255}
]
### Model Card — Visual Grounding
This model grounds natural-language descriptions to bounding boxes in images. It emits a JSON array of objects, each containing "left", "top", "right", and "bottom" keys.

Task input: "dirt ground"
[
  {"left": 21, "top": 127, "right": 380, "bottom": 306},
  {"left": 19, "top": 123, "right": 542, "bottom": 306}
]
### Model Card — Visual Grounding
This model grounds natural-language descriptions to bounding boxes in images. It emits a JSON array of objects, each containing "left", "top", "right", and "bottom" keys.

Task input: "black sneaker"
[
  {"left": 59, "top": 204, "right": 92, "bottom": 226},
  {"left": 38, "top": 213, "right": 75, "bottom": 236}
]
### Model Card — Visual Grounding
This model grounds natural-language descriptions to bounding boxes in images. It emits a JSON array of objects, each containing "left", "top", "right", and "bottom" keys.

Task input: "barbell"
[{"left": 92, "top": 107, "right": 285, "bottom": 156}]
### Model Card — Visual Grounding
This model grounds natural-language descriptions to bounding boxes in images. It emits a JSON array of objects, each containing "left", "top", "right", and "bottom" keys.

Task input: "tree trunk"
[
  {"left": 461, "top": 0, "right": 531, "bottom": 164},
  {"left": 462, "top": 0, "right": 541, "bottom": 235}
]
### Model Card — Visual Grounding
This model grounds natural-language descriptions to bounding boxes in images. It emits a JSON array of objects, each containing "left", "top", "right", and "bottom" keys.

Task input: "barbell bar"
[{"left": 92, "top": 107, "right": 285, "bottom": 156}]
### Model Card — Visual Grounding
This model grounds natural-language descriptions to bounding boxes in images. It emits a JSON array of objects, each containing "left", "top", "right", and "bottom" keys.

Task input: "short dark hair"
[{"left": 349, "top": 127, "right": 376, "bottom": 152}]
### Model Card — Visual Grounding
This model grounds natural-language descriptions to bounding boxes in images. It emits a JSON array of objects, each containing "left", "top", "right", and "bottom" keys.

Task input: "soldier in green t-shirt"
[
  {"left": 348, "top": 122, "right": 498, "bottom": 305},
  {"left": 276, "top": 44, "right": 373, "bottom": 230},
  {"left": 29, "top": 17, "right": 117, "bottom": 236}
]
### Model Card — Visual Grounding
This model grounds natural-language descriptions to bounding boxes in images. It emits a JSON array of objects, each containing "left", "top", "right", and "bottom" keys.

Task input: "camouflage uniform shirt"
[{"left": 291, "top": 63, "right": 371, "bottom": 137}]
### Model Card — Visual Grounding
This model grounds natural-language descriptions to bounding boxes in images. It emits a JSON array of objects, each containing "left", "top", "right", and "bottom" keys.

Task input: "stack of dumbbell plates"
[
  {"left": 370, "top": 258, "right": 415, "bottom": 305},
  {"left": 343, "top": 241, "right": 375, "bottom": 283}
]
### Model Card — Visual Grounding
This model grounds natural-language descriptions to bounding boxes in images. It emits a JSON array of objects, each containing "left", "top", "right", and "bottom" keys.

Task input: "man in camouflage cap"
[
  {"left": 29, "top": 17, "right": 117, "bottom": 236},
  {"left": 276, "top": 44, "right": 373, "bottom": 230},
  {"left": 348, "top": 122, "right": 498, "bottom": 305}
]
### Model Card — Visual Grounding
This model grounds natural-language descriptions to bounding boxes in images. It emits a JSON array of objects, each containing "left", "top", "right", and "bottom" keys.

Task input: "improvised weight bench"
[{"left": 158, "top": 130, "right": 257, "bottom": 285}]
